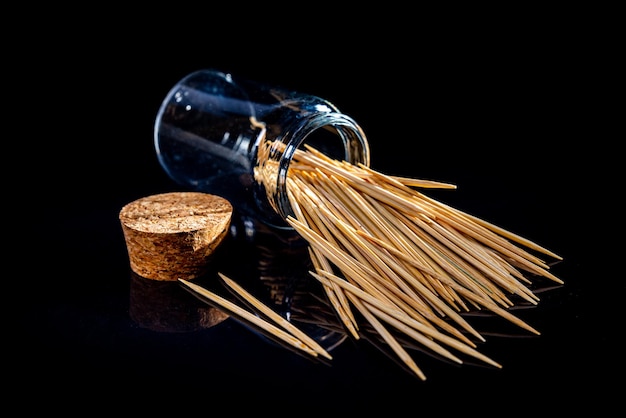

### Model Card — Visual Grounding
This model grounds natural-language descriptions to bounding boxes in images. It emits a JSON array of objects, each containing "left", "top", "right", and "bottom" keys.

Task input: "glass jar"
[{"left": 154, "top": 69, "right": 370, "bottom": 229}]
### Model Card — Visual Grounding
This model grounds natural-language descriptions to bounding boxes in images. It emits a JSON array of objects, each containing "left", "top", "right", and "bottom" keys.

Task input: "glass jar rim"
[{"left": 270, "top": 112, "right": 370, "bottom": 222}]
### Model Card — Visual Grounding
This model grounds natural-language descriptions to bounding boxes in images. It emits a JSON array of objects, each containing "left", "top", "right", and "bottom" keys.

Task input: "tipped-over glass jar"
[{"left": 154, "top": 69, "right": 370, "bottom": 229}]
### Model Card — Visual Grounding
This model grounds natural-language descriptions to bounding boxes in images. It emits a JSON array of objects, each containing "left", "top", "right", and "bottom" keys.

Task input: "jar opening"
[{"left": 266, "top": 115, "right": 369, "bottom": 224}]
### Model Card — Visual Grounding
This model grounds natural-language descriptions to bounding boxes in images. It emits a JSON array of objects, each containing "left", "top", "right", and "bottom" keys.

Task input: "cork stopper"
[{"left": 119, "top": 192, "right": 233, "bottom": 281}]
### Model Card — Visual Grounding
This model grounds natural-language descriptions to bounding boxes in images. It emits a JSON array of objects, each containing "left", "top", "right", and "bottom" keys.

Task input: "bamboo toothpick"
[
  {"left": 246, "top": 140, "right": 564, "bottom": 379},
  {"left": 217, "top": 272, "right": 333, "bottom": 360},
  {"left": 349, "top": 291, "right": 427, "bottom": 381},
  {"left": 179, "top": 279, "right": 320, "bottom": 358},
  {"left": 310, "top": 269, "right": 501, "bottom": 368}
]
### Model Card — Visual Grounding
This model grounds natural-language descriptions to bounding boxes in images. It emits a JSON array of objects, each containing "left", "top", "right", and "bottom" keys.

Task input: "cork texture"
[{"left": 119, "top": 192, "right": 233, "bottom": 281}]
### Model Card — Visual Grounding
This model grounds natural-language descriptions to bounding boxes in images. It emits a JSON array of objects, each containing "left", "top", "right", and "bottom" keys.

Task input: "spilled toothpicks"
[
  {"left": 281, "top": 143, "right": 562, "bottom": 380},
  {"left": 182, "top": 141, "right": 563, "bottom": 381}
]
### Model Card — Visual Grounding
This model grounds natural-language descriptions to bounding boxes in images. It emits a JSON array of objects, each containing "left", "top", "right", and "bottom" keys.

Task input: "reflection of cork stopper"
[
  {"left": 119, "top": 192, "right": 233, "bottom": 281},
  {"left": 129, "top": 272, "right": 229, "bottom": 332}
]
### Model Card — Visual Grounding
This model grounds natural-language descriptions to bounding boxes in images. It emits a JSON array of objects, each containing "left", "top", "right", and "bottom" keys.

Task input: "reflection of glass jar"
[{"left": 154, "top": 69, "right": 369, "bottom": 229}]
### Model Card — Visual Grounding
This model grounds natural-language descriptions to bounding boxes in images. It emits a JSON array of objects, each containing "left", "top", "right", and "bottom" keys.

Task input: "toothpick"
[
  {"left": 217, "top": 273, "right": 333, "bottom": 360},
  {"left": 179, "top": 279, "right": 320, "bottom": 358},
  {"left": 252, "top": 141, "right": 564, "bottom": 379},
  {"left": 348, "top": 292, "right": 427, "bottom": 381}
]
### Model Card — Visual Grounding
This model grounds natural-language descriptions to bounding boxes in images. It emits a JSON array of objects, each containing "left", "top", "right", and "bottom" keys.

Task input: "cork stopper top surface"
[{"left": 119, "top": 192, "right": 233, "bottom": 234}]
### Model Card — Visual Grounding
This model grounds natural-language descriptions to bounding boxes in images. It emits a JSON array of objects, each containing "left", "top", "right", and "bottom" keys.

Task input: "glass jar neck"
[{"left": 253, "top": 107, "right": 369, "bottom": 227}]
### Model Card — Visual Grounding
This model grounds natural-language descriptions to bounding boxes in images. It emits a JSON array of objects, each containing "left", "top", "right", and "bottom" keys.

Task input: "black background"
[{"left": 19, "top": 10, "right": 620, "bottom": 414}]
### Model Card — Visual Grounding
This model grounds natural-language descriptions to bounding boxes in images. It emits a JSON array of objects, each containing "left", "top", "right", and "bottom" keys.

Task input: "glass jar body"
[{"left": 154, "top": 69, "right": 369, "bottom": 228}]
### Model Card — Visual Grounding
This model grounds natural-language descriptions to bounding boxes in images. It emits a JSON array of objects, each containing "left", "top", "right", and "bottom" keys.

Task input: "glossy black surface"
[{"left": 27, "top": 40, "right": 617, "bottom": 412}]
